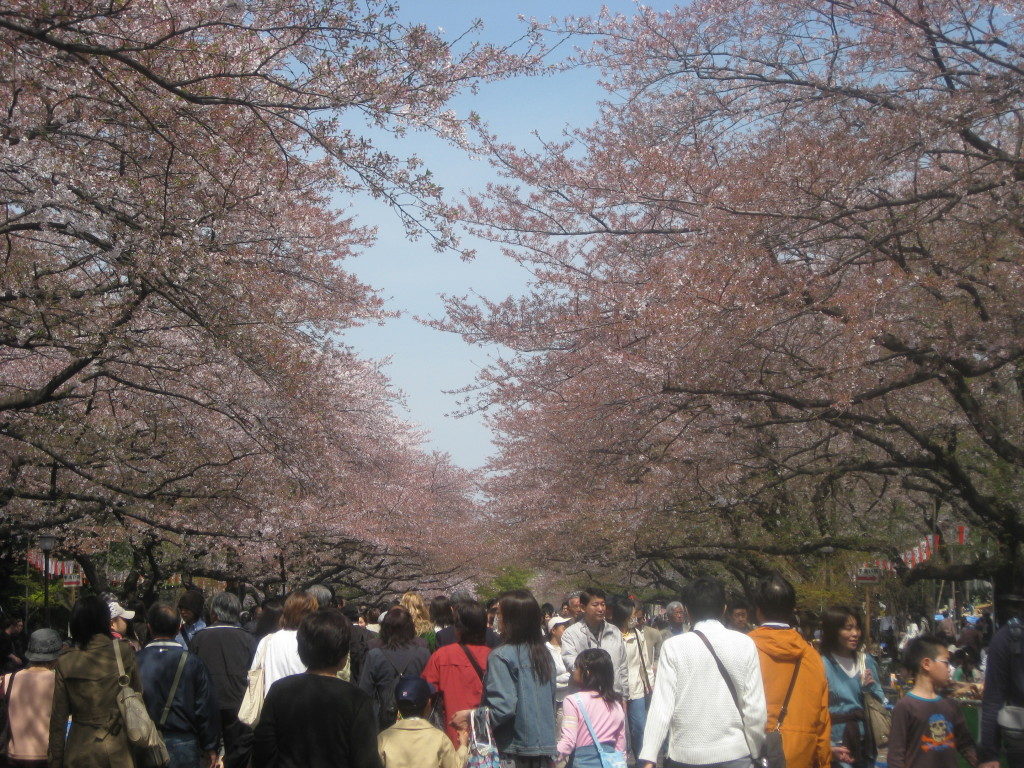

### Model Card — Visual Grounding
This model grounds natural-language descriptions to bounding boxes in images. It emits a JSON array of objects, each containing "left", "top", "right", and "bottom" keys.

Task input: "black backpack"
[{"left": 375, "top": 650, "right": 417, "bottom": 729}]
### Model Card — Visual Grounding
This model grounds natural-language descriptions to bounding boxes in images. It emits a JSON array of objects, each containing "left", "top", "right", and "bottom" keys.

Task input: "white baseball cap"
[
  {"left": 109, "top": 601, "right": 136, "bottom": 621},
  {"left": 547, "top": 615, "right": 573, "bottom": 632}
]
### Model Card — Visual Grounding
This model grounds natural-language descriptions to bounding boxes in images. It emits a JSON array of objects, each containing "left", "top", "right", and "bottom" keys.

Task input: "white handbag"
[{"left": 237, "top": 640, "right": 268, "bottom": 726}]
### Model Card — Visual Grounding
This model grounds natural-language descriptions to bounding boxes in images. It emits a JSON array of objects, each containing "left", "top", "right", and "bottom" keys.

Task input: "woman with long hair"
[
  {"left": 359, "top": 606, "right": 431, "bottom": 729},
  {"left": 251, "top": 589, "right": 317, "bottom": 698},
  {"left": 49, "top": 595, "right": 139, "bottom": 768},
  {"left": 400, "top": 592, "right": 437, "bottom": 651},
  {"left": 459, "top": 589, "right": 557, "bottom": 768},
  {"left": 820, "top": 606, "right": 887, "bottom": 768}
]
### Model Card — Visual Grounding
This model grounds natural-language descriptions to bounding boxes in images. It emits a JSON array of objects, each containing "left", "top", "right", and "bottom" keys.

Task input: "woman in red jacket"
[{"left": 421, "top": 599, "right": 491, "bottom": 747}]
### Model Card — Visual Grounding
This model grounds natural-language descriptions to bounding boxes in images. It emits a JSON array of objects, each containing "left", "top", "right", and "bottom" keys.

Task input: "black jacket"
[
  {"left": 348, "top": 624, "right": 377, "bottom": 684},
  {"left": 980, "top": 617, "right": 1024, "bottom": 760},
  {"left": 357, "top": 644, "right": 430, "bottom": 728},
  {"left": 253, "top": 673, "right": 381, "bottom": 768},
  {"left": 137, "top": 640, "right": 220, "bottom": 751},
  {"left": 191, "top": 624, "right": 257, "bottom": 712}
]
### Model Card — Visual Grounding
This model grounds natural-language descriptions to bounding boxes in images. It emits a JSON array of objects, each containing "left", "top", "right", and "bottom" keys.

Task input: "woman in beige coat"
[{"left": 49, "top": 596, "right": 141, "bottom": 768}]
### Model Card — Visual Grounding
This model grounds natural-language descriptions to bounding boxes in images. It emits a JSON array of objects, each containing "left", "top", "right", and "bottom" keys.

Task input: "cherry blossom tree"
[
  {"left": 444, "top": 0, "right": 1024, "bottom": 594},
  {"left": 0, "top": 0, "right": 531, "bottom": 591}
]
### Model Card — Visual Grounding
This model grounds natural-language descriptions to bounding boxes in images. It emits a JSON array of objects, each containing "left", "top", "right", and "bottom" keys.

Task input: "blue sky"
[{"left": 342, "top": 2, "right": 667, "bottom": 470}]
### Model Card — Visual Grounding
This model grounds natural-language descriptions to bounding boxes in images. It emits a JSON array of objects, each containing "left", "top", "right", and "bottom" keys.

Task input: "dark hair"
[
  {"left": 574, "top": 648, "right": 621, "bottom": 703},
  {"left": 683, "top": 577, "right": 726, "bottom": 622},
  {"left": 255, "top": 599, "right": 283, "bottom": 639},
  {"left": 728, "top": 598, "right": 750, "bottom": 613},
  {"left": 69, "top": 596, "right": 112, "bottom": 647},
  {"left": 498, "top": 590, "right": 552, "bottom": 683},
  {"left": 580, "top": 587, "right": 607, "bottom": 607},
  {"left": 147, "top": 602, "right": 181, "bottom": 638},
  {"left": 281, "top": 590, "right": 318, "bottom": 630},
  {"left": 177, "top": 589, "right": 205, "bottom": 620},
  {"left": 429, "top": 595, "right": 453, "bottom": 628},
  {"left": 380, "top": 606, "right": 416, "bottom": 649},
  {"left": 820, "top": 606, "right": 864, "bottom": 656},
  {"left": 454, "top": 600, "right": 487, "bottom": 646},
  {"left": 609, "top": 595, "right": 635, "bottom": 630},
  {"left": 541, "top": 603, "right": 555, "bottom": 617},
  {"left": 952, "top": 645, "right": 979, "bottom": 672},
  {"left": 297, "top": 609, "right": 351, "bottom": 670},
  {"left": 902, "top": 634, "right": 947, "bottom": 674},
  {"left": 752, "top": 573, "right": 796, "bottom": 623}
]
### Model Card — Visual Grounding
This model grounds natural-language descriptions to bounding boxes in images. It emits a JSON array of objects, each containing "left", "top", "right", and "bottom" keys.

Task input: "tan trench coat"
[{"left": 48, "top": 635, "right": 139, "bottom": 768}]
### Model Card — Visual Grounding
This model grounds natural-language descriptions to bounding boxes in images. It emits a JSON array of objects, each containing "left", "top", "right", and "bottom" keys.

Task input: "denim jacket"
[{"left": 482, "top": 643, "right": 556, "bottom": 757}]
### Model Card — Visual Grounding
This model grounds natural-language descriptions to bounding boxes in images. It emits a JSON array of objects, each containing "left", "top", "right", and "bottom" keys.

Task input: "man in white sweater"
[{"left": 639, "top": 577, "right": 767, "bottom": 768}]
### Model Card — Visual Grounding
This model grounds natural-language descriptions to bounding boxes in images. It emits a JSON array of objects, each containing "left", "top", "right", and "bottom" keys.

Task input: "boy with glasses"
[{"left": 888, "top": 635, "right": 978, "bottom": 768}]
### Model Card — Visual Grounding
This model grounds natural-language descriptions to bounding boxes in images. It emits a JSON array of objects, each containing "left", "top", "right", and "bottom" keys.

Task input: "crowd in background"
[{"left": 0, "top": 577, "right": 1022, "bottom": 768}]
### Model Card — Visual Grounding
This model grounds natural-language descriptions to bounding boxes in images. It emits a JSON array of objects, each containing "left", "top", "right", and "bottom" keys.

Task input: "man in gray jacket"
[{"left": 561, "top": 587, "right": 629, "bottom": 695}]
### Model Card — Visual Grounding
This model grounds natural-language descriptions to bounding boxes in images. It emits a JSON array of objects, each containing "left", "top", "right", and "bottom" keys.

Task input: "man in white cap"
[{"left": 108, "top": 600, "right": 139, "bottom": 650}]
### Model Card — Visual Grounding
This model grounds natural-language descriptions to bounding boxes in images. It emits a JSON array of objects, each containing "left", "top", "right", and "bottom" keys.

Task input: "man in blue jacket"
[{"left": 138, "top": 601, "right": 221, "bottom": 768}]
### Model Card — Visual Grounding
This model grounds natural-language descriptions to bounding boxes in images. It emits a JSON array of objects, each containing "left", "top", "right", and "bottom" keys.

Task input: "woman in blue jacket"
[
  {"left": 458, "top": 590, "right": 556, "bottom": 768},
  {"left": 821, "top": 606, "right": 887, "bottom": 768}
]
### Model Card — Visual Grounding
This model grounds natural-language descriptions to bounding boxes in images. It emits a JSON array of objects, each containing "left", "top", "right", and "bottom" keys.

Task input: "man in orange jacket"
[{"left": 749, "top": 574, "right": 834, "bottom": 768}]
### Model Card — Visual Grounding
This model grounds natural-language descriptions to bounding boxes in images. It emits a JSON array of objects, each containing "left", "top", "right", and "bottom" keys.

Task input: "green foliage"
[{"left": 477, "top": 565, "right": 535, "bottom": 602}]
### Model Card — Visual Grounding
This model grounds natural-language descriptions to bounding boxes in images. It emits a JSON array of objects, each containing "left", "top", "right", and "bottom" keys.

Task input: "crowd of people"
[{"left": 1, "top": 575, "right": 1022, "bottom": 768}]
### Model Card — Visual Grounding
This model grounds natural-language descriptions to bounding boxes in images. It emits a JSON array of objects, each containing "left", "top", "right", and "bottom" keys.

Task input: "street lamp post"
[{"left": 37, "top": 534, "right": 58, "bottom": 629}]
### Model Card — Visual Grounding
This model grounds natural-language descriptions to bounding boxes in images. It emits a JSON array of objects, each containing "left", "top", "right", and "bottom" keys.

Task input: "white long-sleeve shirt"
[
  {"left": 251, "top": 629, "right": 305, "bottom": 697},
  {"left": 546, "top": 641, "right": 571, "bottom": 702},
  {"left": 639, "top": 619, "right": 766, "bottom": 765}
]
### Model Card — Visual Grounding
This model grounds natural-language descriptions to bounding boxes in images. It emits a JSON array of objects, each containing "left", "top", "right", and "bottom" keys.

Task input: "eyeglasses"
[{"left": 929, "top": 658, "right": 951, "bottom": 666}]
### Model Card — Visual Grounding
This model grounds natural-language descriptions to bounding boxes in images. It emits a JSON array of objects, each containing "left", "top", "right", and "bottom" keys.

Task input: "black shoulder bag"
[
  {"left": 459, "top": 644, "right": 486, "bottom": 681},
  {"left": 694, "top": 630, "right": 772, "bottom": 768}
]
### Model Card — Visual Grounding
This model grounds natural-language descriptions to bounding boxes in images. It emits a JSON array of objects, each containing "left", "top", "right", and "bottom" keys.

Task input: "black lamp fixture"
[{"left": 37, "top": 534, "right": 58, "bottom": 629}]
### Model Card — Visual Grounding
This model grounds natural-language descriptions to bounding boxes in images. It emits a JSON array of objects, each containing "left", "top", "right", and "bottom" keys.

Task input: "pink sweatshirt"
[{"left": 557, "top": 691, "right": 627, "bottom": 757}]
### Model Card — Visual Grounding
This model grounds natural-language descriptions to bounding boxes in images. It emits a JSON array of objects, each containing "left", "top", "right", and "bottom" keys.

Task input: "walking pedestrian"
[
  {"left": 399, "top": 593, "right": 437, "bottom": 652},
  {"left": 557, "top": 648, "right": 627, "bottom": 768},
  {"left": 191, "top": 592, "right": 256, "bottom": 768},
  {"left": 137, "top": 602, "right": 220, "bottom": 768},
  {"left": 888, "top": 635, "right": 978, "bottom": 768},
  {"left": 609, "top": 595, "right": 654, "bottom": 758},
  {"left": 560, "top": 588, "right": 628, "bottom": 697},
  {"left": 252, "top": 609, "right": 381, "bottom": 768},
  {"left": 359, "top": 607, "right": 431, "bottom": 730},
  {"left": 639, "top": 577, "right": 767, "bottom": 768},
  {"left": 820, "top": 606, "right": 887, "bottom": 768},
  {"left": 748, "top": 573, "right": 832, "bottom": 768},
  {"left": 2, "top": 628, "right": 60, "bottom": 767},
  {"left": 661, "top": 601, "right": 689, "bottom": 640},
  {"left": 979, "top": 595, "right": 1024, "bottom": 768},
  {"left": 546, "top": 615, "right": 573, "bottom": 709},
  {"left": 176, "top": 590, "right": 208, "bottom": 649},
  {"left": 453, "top": 589, "right": 557, "bottom": 768},
  {"left": 250, "top": 590, "right": 317, "bottom": 698},
  {"left": 49, "top": 595, "right": 138, "bottom": 768},
  {"left": 377, "top": 676, "right": 467, "bottom": 768},
  {"left": 420, "top": 600, "right": 490, "bottom": 747}
]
